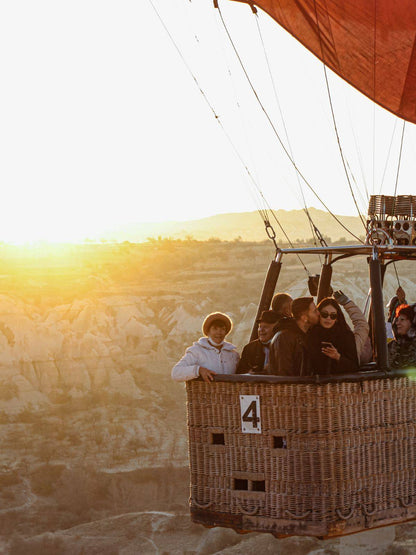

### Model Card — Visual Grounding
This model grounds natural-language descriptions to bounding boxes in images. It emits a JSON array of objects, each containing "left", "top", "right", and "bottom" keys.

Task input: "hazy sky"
[{"left": 1, "top": 0, "right": 415, "bottom": 242}]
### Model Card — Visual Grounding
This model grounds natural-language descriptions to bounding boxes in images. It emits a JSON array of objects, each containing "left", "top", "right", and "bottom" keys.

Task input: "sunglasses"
[{"left": 320, "top": 311, "right": 337, "bottom": 320}]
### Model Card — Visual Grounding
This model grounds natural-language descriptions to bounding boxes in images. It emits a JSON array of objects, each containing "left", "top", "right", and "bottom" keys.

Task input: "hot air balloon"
[
  {"left": 231, "top": 0, "right": 416, "bottom": 124},
  {"left": 165, "top": 0, "right": 416, "bottom": 538}
]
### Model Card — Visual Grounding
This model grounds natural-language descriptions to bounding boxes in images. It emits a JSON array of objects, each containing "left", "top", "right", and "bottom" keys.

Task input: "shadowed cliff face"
[{"left": 0, "top": 241, "right": 415, "bottom": 553}]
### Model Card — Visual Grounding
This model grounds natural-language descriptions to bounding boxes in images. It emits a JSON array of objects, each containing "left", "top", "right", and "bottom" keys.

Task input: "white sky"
[{"left": 0, "top": 0, "right": 415, "bottom": 243}]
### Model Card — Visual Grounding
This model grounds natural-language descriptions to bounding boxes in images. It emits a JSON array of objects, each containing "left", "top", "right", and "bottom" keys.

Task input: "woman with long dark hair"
[{"left": 307, "top": 297, "right": 358, "bottom": 375}]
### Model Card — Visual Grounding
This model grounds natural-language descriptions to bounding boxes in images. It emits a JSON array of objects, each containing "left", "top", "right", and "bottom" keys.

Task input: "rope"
[
  {"left": 393, "top": 120, "right": 406, "bottom": 198},
  {"left": 146, "top": 0, "right": 269, "bottom": 235},
  {"left": 269, "top": 211, "right": 310, "bottom": 275},
  {"left": 209, "top": 2, "right": 267, "bottom": 221},
  {"left": 312, "top": 0, "right": 367, "bottom": 231},
  {"left": 311, "top": 224, "right": 328, "bottom": 248},
  {"left": 348, "top": 108, "right": 370, "bottom": 203},
  {"left": 378, "top": 119, "right": 398, "bottom": 194},
  {"left": 150, "top": 0, "right": 312, "bottom": 265},
  {"left": 214, "top": 1, "right": 364, "bottom": 244},
  {"left": 209, "top": 3, "right": 273, "bottom": 232},
  {"left": 344, "top": 156, "right": 368, "bottom": 213},
  {"left": 391, "top": 120, "right": 406, "bottom": 229},
  {"left": 253, "top": 9, "right": 324, "bottom": 257},
  {"left": 388, "top": 123, "right": 403, "bottom": 291}
]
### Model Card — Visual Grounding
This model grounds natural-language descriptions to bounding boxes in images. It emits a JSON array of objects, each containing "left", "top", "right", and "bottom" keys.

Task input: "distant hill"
[{"left": 97, "top": 208, "right": 365, "bottom": 243}]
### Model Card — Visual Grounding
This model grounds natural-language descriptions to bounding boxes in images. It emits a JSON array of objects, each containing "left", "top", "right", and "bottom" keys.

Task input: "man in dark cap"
[{"left": 237, "top": 310, "right": 278, "bottom": 374}]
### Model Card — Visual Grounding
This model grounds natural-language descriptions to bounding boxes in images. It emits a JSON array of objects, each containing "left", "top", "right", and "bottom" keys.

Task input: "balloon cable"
[
  {"left": 214, "top": 1, "right": 364, "bottom": 244},
  {"left": 378, "top": 119, "right": 398, "bottom": 194},
  {"left": 312, "top": 0, "right": 367, "bottom": 231},
  {"left": 393, "top": 120, "right": 406, "bottom": 198},
  {"left": 148, "top": 0, "right": 310, "bottom": 272},
  {"left": 253, "top": 7, "right": 325, "bottom": 257}
]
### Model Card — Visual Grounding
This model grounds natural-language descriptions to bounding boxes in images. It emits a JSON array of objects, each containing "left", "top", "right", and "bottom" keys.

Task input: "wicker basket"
[{"left": 186, "top": 375, "right": 416, "bottom": 537}]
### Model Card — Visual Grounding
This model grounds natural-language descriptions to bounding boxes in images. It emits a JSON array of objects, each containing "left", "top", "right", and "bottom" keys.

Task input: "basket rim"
[{"left": 202, "top": 367, "right": 415, "bottom": 386}]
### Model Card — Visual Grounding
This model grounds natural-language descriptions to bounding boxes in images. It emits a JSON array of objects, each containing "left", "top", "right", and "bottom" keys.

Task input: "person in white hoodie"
[{"left": 171, "top": 312, "right": 240, "bottom": 383}]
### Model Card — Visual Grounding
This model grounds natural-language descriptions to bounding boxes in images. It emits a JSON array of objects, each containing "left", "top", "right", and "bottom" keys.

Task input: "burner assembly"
[{"left": 366, "top": 195, "right": 416, "bottom": 245}]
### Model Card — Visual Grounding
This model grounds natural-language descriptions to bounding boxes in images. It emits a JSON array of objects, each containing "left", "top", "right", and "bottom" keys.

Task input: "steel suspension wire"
[
  {"left": 378, "top": 119, "right": 398, "bottom": 194},
  {"left": 347, "top": 107, "right": 370, "bottom": 204},
  {"left": 312, "top": 0, "right": 367, "bottom": 231},
  {"left": 391, "top": 121, "right": 405, "bottom": 292},
  {"left": 260, "top": 196, "right": 311, "bottom": 274},
  {"left": 214, "top": 1, "right": 364, "bottom": 244},
  {"left": 393, "top": 120, "right": 406, "bottom": 197},
  {"left": 252, "top": 7, "right": 325, "bottom": 255},
  {"left": 147, "top": 0, "right": 266, "bottom": 222},
  {"left": 149, "top": 0, "right": 309, "bottom": 267},
  {"left": 391, "top": 120, "right": 406, "bottom": 239},
  {"left": 344, "top": 156, "right": 368, "bottom": 213},
  {"left": 209, "top": 4, "right": 272, "bottom": 225}
]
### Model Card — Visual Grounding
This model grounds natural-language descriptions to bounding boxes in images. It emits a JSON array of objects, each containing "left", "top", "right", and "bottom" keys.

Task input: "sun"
[{"left": 0, "top": 206, "right": 105, "bottom": 244}]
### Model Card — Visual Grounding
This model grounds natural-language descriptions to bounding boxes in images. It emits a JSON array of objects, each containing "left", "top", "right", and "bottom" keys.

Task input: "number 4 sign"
[{"left": 240, "top": 395, "right": 261, "bottom": 434}]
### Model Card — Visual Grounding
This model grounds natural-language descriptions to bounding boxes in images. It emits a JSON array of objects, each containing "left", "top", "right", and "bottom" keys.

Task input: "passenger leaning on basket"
[
  {"left": 388, "top": 303, "right": 416, "bottom": 369},
  {"left": 236, "top": 310, "right": 278, "bottom": 374},
  {"left": 171, "top": 312, "right": 239, "bottom": 383},
  {"left": 269, "top": 297, "right": 319, "bottom": 376},
  {"left": 307, "top": 297, "right": 358, "bottom": 375}
]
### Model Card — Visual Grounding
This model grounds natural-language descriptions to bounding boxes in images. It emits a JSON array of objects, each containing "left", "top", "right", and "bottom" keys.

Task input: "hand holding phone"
[{"left": 321, "top": 342, "right": 341, "bottom": 361}]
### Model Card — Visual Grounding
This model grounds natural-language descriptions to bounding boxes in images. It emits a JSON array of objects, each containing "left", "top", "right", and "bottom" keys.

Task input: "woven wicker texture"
[{"left": 186, "top": 377, "right": 416, "bottom": 535}]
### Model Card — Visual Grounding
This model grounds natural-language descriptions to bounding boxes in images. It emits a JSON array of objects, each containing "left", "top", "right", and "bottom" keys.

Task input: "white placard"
[{"left": 240, "top": 395, "right": 261, "bottom": 434}]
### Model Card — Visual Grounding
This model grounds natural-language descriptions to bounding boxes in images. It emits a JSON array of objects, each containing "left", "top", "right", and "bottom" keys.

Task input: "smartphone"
[{"left": 321, "top": 342, "right": 332, "bottom": 348}]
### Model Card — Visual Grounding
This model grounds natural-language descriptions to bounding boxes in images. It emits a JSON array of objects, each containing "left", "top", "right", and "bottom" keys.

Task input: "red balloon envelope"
[{"left": 231, "top": 0, "right": 416, "bottom": 124}]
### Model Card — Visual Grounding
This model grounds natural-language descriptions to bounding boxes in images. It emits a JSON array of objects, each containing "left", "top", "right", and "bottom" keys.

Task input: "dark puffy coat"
[
  {"left": 237, "top": 339, "right": 268, "bottom": 374},
  {"left": 306, "top": 323, "right": 358, "bottom": 375},
  {"left": 269, "top": 318, "right": 310, "bottom": 376}
]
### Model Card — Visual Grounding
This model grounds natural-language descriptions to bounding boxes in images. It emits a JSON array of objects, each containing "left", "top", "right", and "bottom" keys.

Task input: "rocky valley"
[{"left": 0, "top": 239, "right": 415, "bottom": 554}]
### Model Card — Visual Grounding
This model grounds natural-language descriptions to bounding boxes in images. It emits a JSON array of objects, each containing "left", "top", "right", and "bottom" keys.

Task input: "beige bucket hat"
[{"left": 202, "top": 312, "right": 233, "bottom": 336}]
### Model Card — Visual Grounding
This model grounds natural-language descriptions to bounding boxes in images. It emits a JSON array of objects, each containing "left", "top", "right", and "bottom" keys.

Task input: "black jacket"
[
  {"left": 306, "top": 324, "right": 358, "bottom": 375},
  {"left": 269, "top": 318, "right": 310, "bottom": 376},
  {"left": 237, "top": 339, "right": 268, "bottom": 374}
]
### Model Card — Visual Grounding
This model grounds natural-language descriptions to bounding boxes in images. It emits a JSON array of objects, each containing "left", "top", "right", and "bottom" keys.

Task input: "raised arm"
[{"left": 334, "top": 291, "right": 369, "bottom": 358}]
